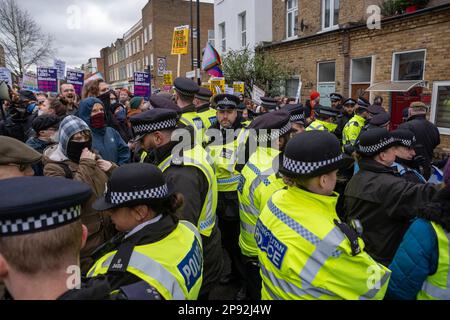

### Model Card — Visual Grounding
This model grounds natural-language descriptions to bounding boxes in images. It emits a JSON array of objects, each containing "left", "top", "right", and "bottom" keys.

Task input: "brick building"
[
  {"left": 0, "top": 44, "right": 5, "bottom": 68},
  {"left": 81, "top": 57, "right": 105, "bottom": 79},
  {"left": 262, "top": 0, "right": 450, "bottom": 151},
  {"left": 99, "top": 0, "right": 214, "bottom": 91}
]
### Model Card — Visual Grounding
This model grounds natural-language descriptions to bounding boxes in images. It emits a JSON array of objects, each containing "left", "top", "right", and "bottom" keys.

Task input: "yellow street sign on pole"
[{"left": 233, "top": 81, "right": 245, "bottom": 95}]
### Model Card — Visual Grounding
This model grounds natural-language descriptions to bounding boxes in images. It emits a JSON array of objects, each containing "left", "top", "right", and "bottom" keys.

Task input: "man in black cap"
[
  {"left": 330, "top": 93, "right": 343, "bottom": 111},
  {"left": 364, "top": 112, "right": 391, "bottom": 131},
  {"left": 284, "top": 103, "right": 305, "bottom": 134},
  {"left": 149, "top": 95, "right": 180, "bottom": 113},
  {"left": 335, "top": 98, "right": 356, "bottom": 141},
  {"left": 0, "top": 136, "right": 42, "bottom": 180},
  {"left": 130, "top": 109, "right": 223, "bottom": 299},
  {"left": 367, "top": 103, "right": 387, "bottom": 119},
  {"left": 204, "top": 94, "right": 248, "bottom": 292},
  {"left": 399, "top": 101, "right": 440, "bottom": 180},
  {"left": 342, "top": 100, "right": 370, "bottom": 148},
  {"left": 25, "top": 115, "right": 60, "bottom": 176},
  {"left": 238, "top": 110, "right": 294, "bottom": 300},
  {"left": 344, "top": 128, "right": 439, "bottom": 266},
  {"left": 194, "top": 87, "right": 217, "bottom": 130},
  {"left": 173, "top": 77, "right": 204, "bottom": 133},
  {"left": 391, "top": 129, "right": 427, "bottom": 184},
  {"left": 0, "top": 176, "right": 111, "bottom": 300},
  {"left": 305, "top": 105, "right": 340, "bottom": 133},
  {"left": 259, "top": 97, "right": 279, "bottom": 114}
]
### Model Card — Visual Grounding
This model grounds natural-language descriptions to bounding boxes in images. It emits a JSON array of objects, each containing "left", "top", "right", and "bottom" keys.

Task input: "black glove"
[
  {"left": 343, "top": 144, "right": 355, "bottom": 156},
  {"left": 412, "top": 155, "right": 427, "bottom": 168}
]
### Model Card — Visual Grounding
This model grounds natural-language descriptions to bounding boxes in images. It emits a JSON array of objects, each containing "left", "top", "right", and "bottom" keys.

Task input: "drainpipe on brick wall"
[{"left": 341, "top": 31, "right": 351, "bottom": 99}]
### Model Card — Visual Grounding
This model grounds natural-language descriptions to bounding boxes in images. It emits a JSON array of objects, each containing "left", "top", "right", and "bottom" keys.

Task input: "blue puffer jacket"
[
  {"left": 78, "top": 98, "right": 130, "bottom": 165},
  {"left": 386, "top": 218, "right": 438, "bottom": 300}
]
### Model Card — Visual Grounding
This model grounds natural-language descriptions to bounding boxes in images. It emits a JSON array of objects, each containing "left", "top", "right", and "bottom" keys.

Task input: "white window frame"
[
  {"left": 321, "top": 0, "right": 339, "bottom": 32},
  {"left": 136, "top": 36, "right": 141, "bottom": 52},
  {"left": 144, "top": 28, "right": 148, "bottom": 43},
  {"left": 391, "top": 49, "right": 427, "bottom": 82},
  {"left": 208, "top": 29, "right": 215, "bottom": 47},
  {"left": 219, "top": 22, "right": 226, "bottom": 53},
  {"left": 150, "top": 54, "right": 154, "bottom": 70},
  {"left": 149, "top": 24, "right": 153, "bottom": 41},
  {"left": 431, "top": 81, "right": 450, "bottom": 135},
  {"left": 317, "top": 60, "right": 336, "bottom": 85},
  {"left": 286, "top": 0, "right": 299, "bottom": 40},
  {"left": 239, "top": 11, "right": 247, "bottom": 47},
  {"left": 349, "top": 55, "right": 375, "bottom": 101}
]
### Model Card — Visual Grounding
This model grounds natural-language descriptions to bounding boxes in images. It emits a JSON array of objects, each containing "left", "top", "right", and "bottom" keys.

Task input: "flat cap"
[
  {"left": 213, "top": 94, "right": 240, "bottom": 110},
  {"left": 410, "top": 101, "right": 428, "bottom": 110},
  {"left": 130, "top": 109, "right": 179, "bottom": 141},
  {"left": 195, "top": 87, "right": 213, "bottom": 101},
  {"left": 330, "top": 93, "right": 343, "bottom": 101},
  {"left": 0, "top": 136, "right": 42, "bottom": 165},
  {"left": 32, "top": 115, "right": 61, "bottom": 133},
  {"left": 356, "top": 128, "right": 399, "bottom": 157},
  {"left": 260, "top": 97, "right": 279, "bottom": 110},
  {"left": 174, "top": 77, "right": 200, "bottom": 97},
  {"left": 0, "top": 176, "right": 92, "bottom": 236},
  {"left": 248, "top": 110, "right": 291, "bottom": 143},
  {"left": 368, "top": 104, "right": 386, "bottom": 115},
  {"left": 369, "top": 112, "right": 390, "bottom": 127},
  {"left": 281, "top": 131, "right": 353, "bottom": 178},
  {"left": 150, "top": 95, "right": 180, "bottom": 112}
]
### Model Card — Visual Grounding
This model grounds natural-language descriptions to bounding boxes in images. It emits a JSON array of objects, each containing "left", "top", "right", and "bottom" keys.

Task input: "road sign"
[{"left": 157, "top": 57, "right": 167, "bottom": 77}]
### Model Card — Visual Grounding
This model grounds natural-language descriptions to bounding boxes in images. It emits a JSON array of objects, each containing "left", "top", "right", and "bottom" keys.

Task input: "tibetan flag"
[
  {"left": 202, "top": 42, "right": 222, "bottom": 72},
  {"left": 207, "top": 65, "right": 223, "bottom": 78}
]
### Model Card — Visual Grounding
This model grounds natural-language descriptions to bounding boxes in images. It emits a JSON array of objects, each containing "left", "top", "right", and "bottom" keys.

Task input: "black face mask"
[{"left": 67, "top": 139, "right": 92, "bottom": 163}]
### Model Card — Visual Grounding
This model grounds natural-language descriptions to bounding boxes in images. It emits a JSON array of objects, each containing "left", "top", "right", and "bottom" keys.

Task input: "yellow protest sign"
[
  {"left": 233, "top": 81, "right": 245, "bottom": 95},
  {"left": 201, "top": 82, "right": 212, "bottom": 91},
  {"left": 210, "top": 77, "right": 225, "bottom": 95},
  {"left": 163, "top": 71, "right": 173, "bottom": 85},
  {"left": 171, "top": 25, "right": 190, "bottom": 55}
]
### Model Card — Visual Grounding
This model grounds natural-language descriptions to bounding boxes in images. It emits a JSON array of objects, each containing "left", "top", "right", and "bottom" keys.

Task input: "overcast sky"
[{"left": 16, "top": 0, "right": 213, "bottom": 70}]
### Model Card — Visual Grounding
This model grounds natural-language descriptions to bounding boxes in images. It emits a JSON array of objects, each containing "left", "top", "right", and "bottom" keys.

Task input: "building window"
[
  {"left": 285, "top": 77, "right": 300, "bottom": 98},
  {"left": 392, "top": 50, "right": 426, "bottom": 81},
  {"left": 208, "top": 29, "right": 215, "bottom": 47},
  {"left": 317, "top": 61, "right": 336, "bottom": 107},
  {"left": 351, "top": 57, "right": 372, "bottom": 83},
  {"left": 137, "top": 60, "right": 141, "bottom": 72},
  {"left": 150, "top": 54, "right": 154, "bottom": 70},
  {"left": 149, "top": 24, "right": 153, "bottom": 41},
  {"left": 144, "top": 28, "right": 148, "bottom": 43},
  {"left": 136, "top": 36, "right": 141, "bottom": 52},
  {"left": 238, "top": 11, "right": 247, "bottom": 47},
  {"left": 322, "top": 0, "right": 339, "bottom": 31},
  {"left": 219, "top": 22, "right": 226, "bottom": 52},
  {"left": 431, "top": 82, "right": 450, "bottom": 134},
  {"left": 286, "top": 0, "right": 298, "bottom": 39}
]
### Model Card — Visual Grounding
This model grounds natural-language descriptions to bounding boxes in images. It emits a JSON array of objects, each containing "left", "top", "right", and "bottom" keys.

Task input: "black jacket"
[
  {"left": 335, "top": 112, "right": 352, "bottom": 141},
  {"left": 399, "top": 115, "right": 440, "bottom": 179},
  {"left": 144, "top": 140, "right": 224, "bottom": 295},
  {"left": 343, "top": 158, "right": 439, "bottom": 265}
]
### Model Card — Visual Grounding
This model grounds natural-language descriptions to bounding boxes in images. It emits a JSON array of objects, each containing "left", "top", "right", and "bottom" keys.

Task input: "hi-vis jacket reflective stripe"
[
  {"left": 238, "top": 146, "right": 281, "bottom": 258},
  {"left": 417, "top": 221, "right": 450, "bottom": 300},
  {"left": 342, "top": 114, "right": 366, "bottom": 146},
  {"left": 180, "top": 111, "right": 205, "bottom": 132},
  {"left": 159, "top": 144, "right": 218, "bottom": 237},
  {"left": 256, "top": 186, "right": 390, "bottom": 300},
  {"left": 306, "top": 119, "right": 338, "bottom": 133},
  {"left": 197, "top": 108, "right": 217, "bottom": 130},
  {"left": 206, "top": 128, "right": 249, "bottom": 192},
  {"left": 88, "top": 220, "right": 203, "bottom": 300}
]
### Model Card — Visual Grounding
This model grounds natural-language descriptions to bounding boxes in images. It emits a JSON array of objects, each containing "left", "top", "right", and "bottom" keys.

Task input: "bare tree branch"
[{"left": 0, "top": 0, "right": 56, "bottom": 78}]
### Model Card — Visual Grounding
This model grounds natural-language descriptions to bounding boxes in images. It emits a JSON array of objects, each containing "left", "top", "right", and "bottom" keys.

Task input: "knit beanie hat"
[{"left": 130, "top": 97, "right": 144, "bottom": 110}]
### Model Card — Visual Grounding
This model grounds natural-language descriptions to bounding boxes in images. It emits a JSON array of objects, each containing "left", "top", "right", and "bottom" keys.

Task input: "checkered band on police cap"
[
  {"left": 0, "top": 205, "right": 81, "bottom": 236},
  {"left": 256, "top": 122, "right": 292, "bottom": 143},
  {"left": 108, "top": 184, "right": 169, "bottom": 205},
  {"left": 283, "top": 154, "right": 344, "bottom": 175},
  {"left": 132, "top": 118, "right": 178, "bottom": 136},
  {"left": 358, "top": 136, "right": 396, "bottom": 154},
  {"left": 290, "top": 113, "right": 305, "bottom": 122}
]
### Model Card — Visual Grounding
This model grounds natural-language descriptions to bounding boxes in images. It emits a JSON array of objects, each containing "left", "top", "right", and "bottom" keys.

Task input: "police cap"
[
  {"left": 195, "top": 87, "right": 213, "bottom": 101},
  {"left": 248, "top": 110, "right": 291, "bottom": 143},
  {"left": 173, "top": 77, "right": 200, "bottom": 97},
  {"left": 0, "top": 176, "right": 91, "bottom": 236},
  {"left": 130, "top": 109, "right": 179, "bottom": 141},
  {"left": 150, "top": 95, "right": 180, "bottom": 112},
  {"left": 213, "top": 94, "right": 240, "bottom": 111}
]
